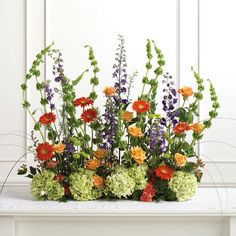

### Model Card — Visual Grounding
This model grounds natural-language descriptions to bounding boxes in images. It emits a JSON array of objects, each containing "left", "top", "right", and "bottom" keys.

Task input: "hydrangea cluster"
[
  {"left": 69, "top": 168, "right": 102, "bottom": 201},
  {"left": 106, "top": 167, "right": 135, "bottom": 198},
  {"left": 129, "top": 163, "right": 148, "bottom": 191},
  {"left": 168, "top": 171, "right": 197, "bottom": 201},
  {"left": 31, "top": 171, "right": 64, "bottom": 200},
  {"left": 106, "top": 165, "right": 148, "bottom": 198}
]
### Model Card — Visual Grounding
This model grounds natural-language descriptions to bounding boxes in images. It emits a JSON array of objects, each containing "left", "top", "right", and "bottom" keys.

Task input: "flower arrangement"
[{"left": 18, "top": 35, "right": 219, "bottom": 202}]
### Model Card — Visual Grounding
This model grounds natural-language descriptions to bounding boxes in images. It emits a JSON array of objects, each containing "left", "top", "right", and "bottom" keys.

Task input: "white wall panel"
[
  {"left": 46, "top": 0, "right": 177, "bottom": 109},
  {"left": 1, "top": 0, "right": 236, "bottom": 186},
  {"left": 0, "top": 0, "right": 26, "bottom": 183},
  {"left": 200, "top": 0, "right": 236, "bottom": 164}
]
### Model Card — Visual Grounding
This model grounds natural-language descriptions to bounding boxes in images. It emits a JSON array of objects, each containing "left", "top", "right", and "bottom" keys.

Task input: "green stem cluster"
[{"left": 85, "top": 45, "right": 99, "bottom": 100}]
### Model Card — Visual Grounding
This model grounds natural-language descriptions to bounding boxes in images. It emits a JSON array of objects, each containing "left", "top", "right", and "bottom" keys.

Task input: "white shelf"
[{"left": 0, "top": 187, "right": 236, "bottom": 236}]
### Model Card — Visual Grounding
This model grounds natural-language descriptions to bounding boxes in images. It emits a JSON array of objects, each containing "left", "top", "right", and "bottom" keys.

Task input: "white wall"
[{"left": 0, "top": 0, "right": 236, "bottom": 186}]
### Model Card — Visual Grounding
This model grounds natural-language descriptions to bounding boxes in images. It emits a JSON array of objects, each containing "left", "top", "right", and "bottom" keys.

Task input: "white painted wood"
[
  {"left": 0, "top": 187, "right": 235, "bottom": 236},
  {"left": 46, "top": 0, "right": 177, "bottom": 109},
  {"left": 1, "top": 0, "right": 236, "bottom": 187},
  {"left": 25, "top": 0, "right": 46, "bottom": 168},
  {"left": 0, "top": 0, "right": 26, "bottom": 183},
  {"left": 179, "top": 0, "right": 199, "bottom": 88},
  {"left": 0, "top": 187, "right": 232, "bottom": 216},
  {"left": 199, "top": 0, "right": 236, "bottom": 163},
  {"left": 0, "top": 217, "right": 15, "bottom": 236},
  {"left": 13, "top": 216, "right": 226, "bottom": 236},
  {"left": 230, "top": 217, "right": 236, "bottom": 236}
]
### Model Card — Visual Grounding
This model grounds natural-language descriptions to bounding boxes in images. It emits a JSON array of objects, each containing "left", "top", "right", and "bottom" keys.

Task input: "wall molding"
[{"left": 0, "top": 0, "right": 233, "bottom": 187}]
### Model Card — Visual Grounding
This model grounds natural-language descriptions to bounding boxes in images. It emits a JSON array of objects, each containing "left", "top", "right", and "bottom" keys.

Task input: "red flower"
[
  {"left": 39, "top": 112, "right": 56, "bottom": 126},
  {"left": 132, "top": 100, "right": 150, "bottom": 113},
  {"left": 81, "top": 109, "right": 97, "bottom": 123},
  {"left": 143, "top": 182, "right": 156, "bottom": 195},
  {"left": 53, "top": 174, "right": 65, "bottom": 182},
  {"left": 140, "top": 193, "right": 153, "bottom": 202},
  {"left": 36, "top": 142, "right": 54, "bottom": 161},
  {"left": 155, "top": 165, "right": 174, "bottom": 180},
  {"left": 64, "top": 185, "right": 71, "bottom": 195},
  {"left": 174, "top": 122, "right": 192, "bottom": 134},
  {"left": 46, "top": 160, "right": 58, "bottom": 169},
  {"left": 73, "top": 97, "right": 94, "bottom": 108},
  {"left": 140, "top": 182, "right": 156, "bottom": 202}
]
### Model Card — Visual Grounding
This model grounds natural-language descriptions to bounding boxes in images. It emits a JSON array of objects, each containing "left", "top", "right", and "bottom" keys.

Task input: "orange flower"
[
  {"left": 130, "top": 146, "right": 147, "bottom": 165},
  {"left": 94, "top": 148, "right": 107, "bottom": 159},
  {"left": 192, "top": 123, "right": 204, "bottom": 133},
  {"left": 103, "top": 86, "right": 116, "bottom": 97},
  {"left": 54, "top": 143, "right": 66, "bottom": 154},
  {"left": 39, "top": 112, "right": 56, "bottom": 126},
  {"left": 122, "top": 111, "right": 133, "bottom": 122},
  {"left": 155, "top": 165, "right": 174, "bottom": 180},
  {"left": 36, "top": 142, "right": 54, "bottom": 161},
  {"left": 92, "top": 175, "right": 105, "bottom": 188},
  {"left": 174, "top": 122, "right": 192, "bottom": 134},
  {"left": 132, "top": 100, "right": 150, "bottom": 113},
  {"left": 73, "top": 97, "right": 94, "bottom": 108},
  {"left": 178, "top": 86, "right": 194, "bottom": 97},
  {"left": 81, "top": 109, "right": 97, "bottom": 123},
  {"left": 86, "top": 159, "right": 101, "bottom": 170},
  {"left": 174, "top": 153, "right": 187, "bottom": 167},
  {"left": 128, "top": 125, "right": 144, "bottom": 138}
]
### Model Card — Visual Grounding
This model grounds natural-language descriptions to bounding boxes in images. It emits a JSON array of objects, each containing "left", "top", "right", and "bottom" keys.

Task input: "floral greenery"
[{"left": 19, "top": 36, "right": 219, "bottom": 202}]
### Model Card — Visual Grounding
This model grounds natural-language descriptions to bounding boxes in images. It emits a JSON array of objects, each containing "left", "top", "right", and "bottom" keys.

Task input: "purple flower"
[
  {"left": 44, "top": 84, "right": 55, "bottom": 110},
  {"left": 161, "top": 73, "right": 179, "bottom": 127},
  {"left": 150, "top": 121, "right": 167, "bottom": 154},
  {"left": 112, "top": 35, "right": 128, "bottom": 104},
  {"left": 50, "top": 104, "right": 55, "bottom": 110},
  {"left": 101, "top": 98, "right": 119, "bottom": 151},
  {"left": 55, "top": 76, "right": 62, "bottom": 82},
  {"left": 66, "top": 143, "right": 75, "bottom": 154}
]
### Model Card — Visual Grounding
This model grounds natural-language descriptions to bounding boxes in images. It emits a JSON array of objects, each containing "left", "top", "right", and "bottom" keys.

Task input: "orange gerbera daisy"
[
  {"left": 39, "top": 112, "right": 56, "bottom": 126},
  {"left": 36, "top": 142, "right": 54, "bottom": 161},
  {"left": 155, "top": 165, "right": 174, "bottom": 180},
  {"left": 132, "top": 100, "right": 150, "bottom": 113},
  {"left": 81, "top": 109, "right": 97, "bottom": 123},
  {"left": 73, "top": 97, "right": 94, "bottom": 108},
  {"left": 174, "top": 122, "right": 192, "bottom": 134}
]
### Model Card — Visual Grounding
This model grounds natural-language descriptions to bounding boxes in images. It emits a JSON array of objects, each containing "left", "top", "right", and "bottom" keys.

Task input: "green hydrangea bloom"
[
  {"left": 129, "top": 163, "right": 148, "bottom": 191},
  {"left": 168, "top": 171, "right": 197, "bottom": 201},
  {"left": 106, "top": 166, "right": 135, "bottom": 198},
  {"left": 31, "top": 170, "right": 64, "bottom": 201},
  {"left": 69, "top": 168, "right": 102, "bottom": 201}
]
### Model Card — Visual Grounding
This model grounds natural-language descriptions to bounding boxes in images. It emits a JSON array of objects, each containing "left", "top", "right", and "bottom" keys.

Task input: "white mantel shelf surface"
[{"left": 0, "top": 187, "right": 236, "bottom": 236}]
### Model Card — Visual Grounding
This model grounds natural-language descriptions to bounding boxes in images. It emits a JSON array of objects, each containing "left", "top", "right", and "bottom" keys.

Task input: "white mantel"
[{"left": 0, "top": 186, "right": 236, "bottom": 236}]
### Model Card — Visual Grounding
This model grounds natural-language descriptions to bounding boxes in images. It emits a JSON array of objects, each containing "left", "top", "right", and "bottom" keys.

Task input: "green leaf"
[
  {"left": 34, "top": 122, "right": 41, "bottom": 131},
  {"left": 89, "top": 91, "right": 97, "bottom": 100},
  {"left": 21, "top": 83, "right": 27, "bottom": 90},
  {"left": 40, "top": 98, "right": 48, "bottom": 105},
  {"left": 29, "top": 166, "right": 37, "bottom": 175},
  {"left": 22, "top": 101, "right": 31, "bottom": 108},
  {"left": 26, "top": 174, "right": 33, "bottom": 179}
]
